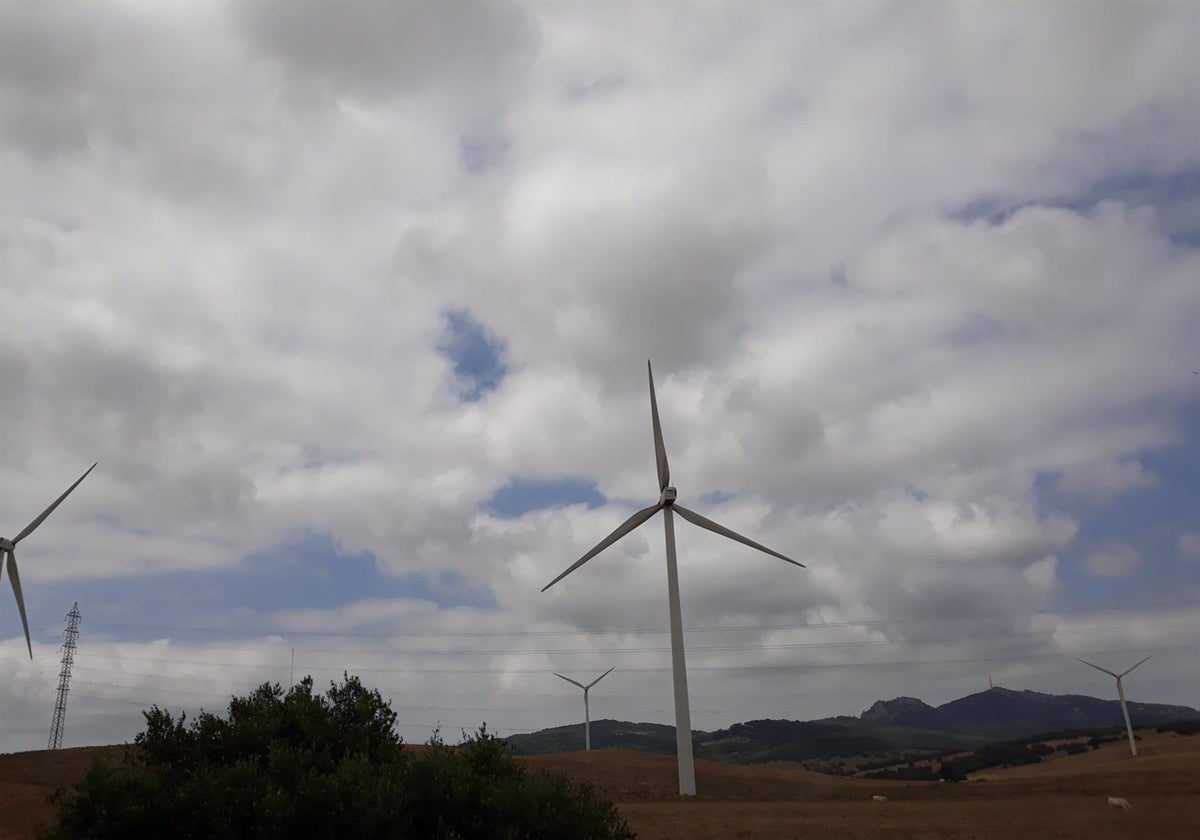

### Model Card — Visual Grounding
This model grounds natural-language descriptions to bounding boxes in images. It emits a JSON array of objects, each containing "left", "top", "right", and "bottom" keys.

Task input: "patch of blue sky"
[
  {"left": 14, "top": 532, "right": 494, "bottom": 649},
  {"left": 1036, "top": 401, "right": 1200, "bottom": 607},
  {"left": 950, "top": 167, "right": 1200, "bottom": 245},
  {"left": 459, "top": 133, "right": 510, "bottom": 174},
  {"left": 437, "top": 309, "right": 507, "bottom": 401},
  {"left": 485, "top": 477, "right": 607, "bottom": 518},
  {"left": 943, "top": 312, "right": 1017, "bottom": 347}
]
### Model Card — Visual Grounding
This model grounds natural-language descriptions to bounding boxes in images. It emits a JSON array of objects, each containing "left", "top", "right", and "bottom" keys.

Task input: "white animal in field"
[
  {"left": 871, "top": 795, "right": 888, "bottom": 802},
  {"left": 1107, "top": 797, "right": 1131, "bottom": 812}
]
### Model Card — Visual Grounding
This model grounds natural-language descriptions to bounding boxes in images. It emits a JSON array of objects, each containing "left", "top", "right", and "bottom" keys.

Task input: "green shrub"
[{"left": 46, "top": 675, "right": 634, "bottom": 840}]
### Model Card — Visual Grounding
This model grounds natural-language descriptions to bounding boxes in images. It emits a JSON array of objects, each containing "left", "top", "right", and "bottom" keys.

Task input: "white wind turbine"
[
  {"left": 554, "top": 666, "right": 615, "bottom": 752},
  {"left": 542, "top": 362, "right": 803, "bottom": 796},
  {"left": 1, "top": 463, "right": 97, "bottom": 658},
  {"left": 1077, "top": 654, "right": 1153, "bottom": 756}
]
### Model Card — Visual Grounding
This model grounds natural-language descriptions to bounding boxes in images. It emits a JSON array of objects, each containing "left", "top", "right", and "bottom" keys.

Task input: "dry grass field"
[{"left": 1, "top": 731, "right": 1196, "bottom": 838}]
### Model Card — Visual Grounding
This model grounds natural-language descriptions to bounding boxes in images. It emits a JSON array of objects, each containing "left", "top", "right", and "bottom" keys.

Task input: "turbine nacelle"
[
  {"left": 540, "top": 362, "right": 804, "bottom": 795},
  {"left": 0, "top": 538, "right": 13, "bottom": 552}
]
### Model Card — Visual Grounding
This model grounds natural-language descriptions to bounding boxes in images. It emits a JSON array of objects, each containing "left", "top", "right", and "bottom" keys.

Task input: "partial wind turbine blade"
[
  {"left": 647, "top": 361, "right": 670, "bottom": 491},
  {"left": 5, "top": 551, "right": 33, "bottom": 658},
  {"left": 673, "top": 504, "right": 805, "bottom": 568},
  {"left": 1076, "top": 658, "right": 1118, "bottom": 678},
  {"left": 554, "top": 673, "right": 586, "bottom": 690},
  {"left": 586, "top": 666, "right": 615, "bottom": 690},
  {"left": 542, "top": 503, "right": 662, "bottom": 592},
  {"left": 13, "top": 462, "right": 98, "bottom": 544},
  {"left": 1119, "top": 654, "right": 1153, "bottom": 677}
]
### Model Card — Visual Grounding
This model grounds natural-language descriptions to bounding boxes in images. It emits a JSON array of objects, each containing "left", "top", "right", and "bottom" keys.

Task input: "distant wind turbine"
[
  {"left": 1, "top": 463, "right": 97, "bottom": 658},
  {"left": 542, "top": 362, "right": 803, "bottom": 796},
  {"left": 1076, "top": 654, "right": 1153, "bottom": 756},
  {"left": 554, "top": 667, "right": 614, "bottom": 751}
]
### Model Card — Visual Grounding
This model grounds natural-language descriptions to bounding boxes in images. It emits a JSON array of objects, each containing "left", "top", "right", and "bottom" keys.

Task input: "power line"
[
  {"left": 71, "top": 599, "right": 1198, "bottom": 640},
  {"left": 58, "top": 641, "right": 1200, "bottom": 677},
  {"left": 103, "top": 620, "right": 1197, "bottom": 657},
  {"left": 25, "top": 619, "right": 1192, "bottom": 668}
]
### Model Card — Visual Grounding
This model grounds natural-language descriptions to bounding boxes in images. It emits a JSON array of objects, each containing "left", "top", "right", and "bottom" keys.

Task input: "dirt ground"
[
  {"left": 0, "top": 746, "right": 126, "bottom": 839},
  {"left": 2, "top": 731, "right": 1196, "bottom": 838},
  {"left": 531, "top": 731, "right": 1200, "bottom": 839}
]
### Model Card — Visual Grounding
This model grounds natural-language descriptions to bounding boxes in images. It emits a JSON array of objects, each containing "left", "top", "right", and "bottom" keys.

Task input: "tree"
[
  {"left": 48, "top": 675, "right": 634, "bottom": 839},
  {"left": 938, "top": 762, "right": 968, "bottom": 783}
]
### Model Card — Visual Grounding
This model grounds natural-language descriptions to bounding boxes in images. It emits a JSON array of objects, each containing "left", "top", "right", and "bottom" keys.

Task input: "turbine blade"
[
  {"left": 586, "top": 666, "right": 615, "bottom": 689},
  {"left": 1119, "top": 654, "right": 1153, "bottom": 677},
  {"left": 1076, "top": 658, "right": 1117, "bottom": 678},
  {"left": 14, "top": 462, "right": 98, "bottom": 545},
  {"left": 542, "top": 503, "right": 662, "bottom": 592},
  {"left": 673, "top": 504, "right": 805, "bottom": 568},
  {"left": 6, "top": 551, "right": 33, "bottom": 659},
  {"left": 554, "top": 673, "right": 585, "bottom": 690},
  {"left": 647, "top": 361, "right": 670, "bottom": 491}
]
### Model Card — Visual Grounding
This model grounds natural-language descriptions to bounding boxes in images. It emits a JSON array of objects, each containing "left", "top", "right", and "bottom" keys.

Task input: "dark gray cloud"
[{"left": 233, "top": 0, "right": 538, "bottom": 106}]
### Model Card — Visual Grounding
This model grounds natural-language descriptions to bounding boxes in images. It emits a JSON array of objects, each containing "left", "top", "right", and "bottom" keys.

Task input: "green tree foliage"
[{"left": 47, "top": 675, "right": 634, "bottom": 840}]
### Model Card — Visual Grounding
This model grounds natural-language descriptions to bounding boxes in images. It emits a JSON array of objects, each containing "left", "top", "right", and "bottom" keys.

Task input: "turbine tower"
[
  {"left": 555, "top": 667, "right": 614, "bottom": 751},
  {"left": 542, "top": 362, "right": 803, "bottom": 796},
  {"left": 48, "top": 602, "right": 82, "bottom": 750},
  {"left": 1, "top": 463, "right": 97, "bottom": 658},
  {"left": 1077, "top": 654, "right": 1153, "bottom": 756}
]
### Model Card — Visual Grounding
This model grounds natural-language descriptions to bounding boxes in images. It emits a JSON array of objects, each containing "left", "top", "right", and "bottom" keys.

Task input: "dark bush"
[
  {"left": 46, "top": 675, "right": 634, "bottom": 840},
  {"left": 1055, "top": 742, "right": 1089, "bottom": 755},
  {"left": 1156, "top": 720, "right": 1200, "bottom": 736},
  {"left": 938, "top": 762, "right": 968, "bottom": 783},
  {"left": 862, "top": 766, "right": 938, "bottom": 781},
  {"left": 939, "top": 742, "right": 1044, "bottom": 777}
]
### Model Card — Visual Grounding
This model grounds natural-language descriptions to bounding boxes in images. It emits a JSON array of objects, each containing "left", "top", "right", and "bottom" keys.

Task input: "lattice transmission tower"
[{"left": 47, "top": 602, "right": 81, "bottom": 750}]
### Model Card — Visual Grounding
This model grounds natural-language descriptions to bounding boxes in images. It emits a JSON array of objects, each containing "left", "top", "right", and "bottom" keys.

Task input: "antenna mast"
[{"left": 47, "top": 602, "right": 81, "bottom": 750}]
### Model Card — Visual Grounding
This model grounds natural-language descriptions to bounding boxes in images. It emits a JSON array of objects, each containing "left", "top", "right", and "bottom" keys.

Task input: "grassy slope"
[{"left": 5, "top": 732, "right": 1197, "bottom": 840}]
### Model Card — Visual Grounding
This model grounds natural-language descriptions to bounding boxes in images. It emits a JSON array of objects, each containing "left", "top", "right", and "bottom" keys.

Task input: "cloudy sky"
[{"left": 1, "top": 0, "right": 1198, "bottom": 753}]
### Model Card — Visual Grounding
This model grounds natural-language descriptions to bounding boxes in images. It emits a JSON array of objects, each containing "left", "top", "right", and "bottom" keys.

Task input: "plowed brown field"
[{"left": 2, "top": 731, "right": 1197, "bottom": 838}]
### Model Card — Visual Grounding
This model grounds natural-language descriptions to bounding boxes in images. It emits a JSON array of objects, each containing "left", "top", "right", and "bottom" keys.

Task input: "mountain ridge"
[
  {"left": 863, "top": 686, "right": 1199, "bottom": 739},
  {"left": 503, "top": 687, "right": 1200, "bottom": 762}
]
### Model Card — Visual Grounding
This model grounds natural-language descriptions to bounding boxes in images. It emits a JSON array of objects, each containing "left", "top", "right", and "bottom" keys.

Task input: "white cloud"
[
  {"left": 0, "top": 0, "right": 1198, "bottom": 751},
  {"left": 1056, "top": 458, "right": 1158, "bottom": 500},
  {"left": 1022, "top": 556, "right": 1059, "bottom": 593},
  {"left": 1085, "top": 542, "right": 1144, "bottom": 578}
]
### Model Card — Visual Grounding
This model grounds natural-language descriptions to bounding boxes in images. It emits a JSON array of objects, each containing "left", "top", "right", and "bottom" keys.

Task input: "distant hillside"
[
  {"left": 698, "top": 717, "right": 982, "bottom": 763},
  {"left": 860, "top": 696, "right": 942, "bottom": 729},
  {"left": 504, "top": 687, "right": 1200, "bottom": 763},
  {"left": 861, "top": 687, "right": 1200, "bottom": 740},
  {"left": 505, "top": 716, "right": 981, "bottom": 763},
  {"left": 506, "top": 720, "right": 679, "bottom": 756}
]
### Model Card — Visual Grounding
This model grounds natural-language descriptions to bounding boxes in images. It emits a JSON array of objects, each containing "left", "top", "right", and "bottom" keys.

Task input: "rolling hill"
[{"left": 504, "top": 687, "right": 1200, "bottom": 763}]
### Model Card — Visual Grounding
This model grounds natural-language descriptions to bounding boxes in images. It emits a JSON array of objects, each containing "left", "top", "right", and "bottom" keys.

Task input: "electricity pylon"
[{"left": 47, "top": 602, "right": 81, "bottom": 750}]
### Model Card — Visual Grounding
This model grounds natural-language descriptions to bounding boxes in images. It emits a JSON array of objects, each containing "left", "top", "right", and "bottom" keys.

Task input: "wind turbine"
[
  {"left": 542, "top": 362, "right": 803, "bottom": 796},
  {"left": 1077, "top": 654, "right": 1153, "bottom": 756},
  {"left": 554, "top": 667, "right": 614, "bottom": 751},
  {"left": 1, "top": 463, "right": 97, "bottom": 658}
]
